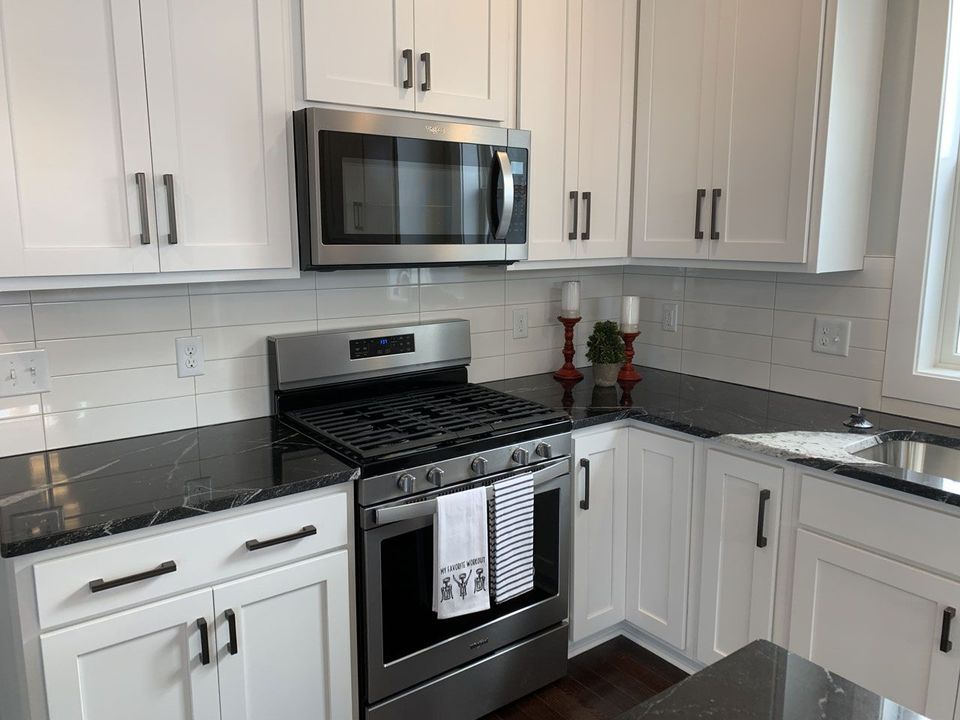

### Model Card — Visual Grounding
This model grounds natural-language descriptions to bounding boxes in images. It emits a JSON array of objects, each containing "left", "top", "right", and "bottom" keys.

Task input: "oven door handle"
[
  {"left": 492, "top": 150, "right": 514, "bottom": 240},
  {"left": 372, "top": 459, "right": 568, "bottom": 527}
]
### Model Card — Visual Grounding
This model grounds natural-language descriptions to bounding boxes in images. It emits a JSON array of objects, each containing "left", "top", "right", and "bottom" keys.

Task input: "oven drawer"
[{"left": 33, "top": 491, "right": 348, "bottom": 630}]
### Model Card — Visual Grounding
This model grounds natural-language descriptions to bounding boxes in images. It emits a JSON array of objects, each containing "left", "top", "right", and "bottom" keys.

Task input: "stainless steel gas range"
[{"left": 268, "top": 320, "right": 573, "bottom": 720}]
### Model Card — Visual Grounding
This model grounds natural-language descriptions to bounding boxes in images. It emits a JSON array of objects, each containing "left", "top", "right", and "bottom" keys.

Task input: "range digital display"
[{"left": 350, "top": 333, "right": 416, "bottom": 360}]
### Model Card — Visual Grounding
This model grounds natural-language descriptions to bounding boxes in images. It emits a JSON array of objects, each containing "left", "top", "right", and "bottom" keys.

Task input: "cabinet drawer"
[
  {"left": 33, "top": 491, "right": 348, "bottom": 630},
  {"left": 799, "top": 474, "right": 960, "bottom": 578}
]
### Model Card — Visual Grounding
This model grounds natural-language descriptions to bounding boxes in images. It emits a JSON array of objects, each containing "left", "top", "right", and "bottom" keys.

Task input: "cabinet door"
[
  {"left": 301, "top": 0, "right": 416, "bottom": 111},
  {"left": 413, "top": 0, "right": 511, "bottom": 121},
  {"left": 624, "top": 429, "right": 694, "bottom": 650},
  {"left": 141, "top": 0, "right": 293, "bottom": 272},
  {"left": 790, "top": 531, "right": 960, "bottom": 720},
  {"left": 698, "top": 450, "right": 782, "bottom": 664},
  {"left": 518, "top": 0, "right": 580, "bottom": 261},
  {"left": 0, "top": 0, "right": 159, "bottom": 278},
  {"left": 631, "top": 0, "right": 715, "bottom": 260},
  {"left": 574, "top": 0, "right": 636, "bottom": 260},
  {"left": 215, "top": 552, "right": 354, "bottom": 720},
  {"left": 571, "top": 428, "right": 628, "bottom": 643},
  {"left": 708, "top": 0, "right": 823, "bottom": 263},
  {"left": 41, "top": 590, "right": 219, "bottom": 720}
]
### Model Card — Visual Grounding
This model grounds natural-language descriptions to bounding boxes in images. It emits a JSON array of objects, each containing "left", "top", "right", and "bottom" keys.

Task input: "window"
[{"left": 885, "top": 0, "right": 960, "bottom": 408}]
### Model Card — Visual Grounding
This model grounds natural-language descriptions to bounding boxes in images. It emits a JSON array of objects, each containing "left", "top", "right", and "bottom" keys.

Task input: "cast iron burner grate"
[{"left": 286, "top": 384, "right": 565, "bottom": 463}]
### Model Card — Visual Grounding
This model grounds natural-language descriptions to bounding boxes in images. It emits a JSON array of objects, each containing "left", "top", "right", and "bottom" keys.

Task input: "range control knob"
[
  {"left": 396, "top": 473, "right": 416, "bottom": 494},
  {"left": 471, "top": 456, "right": 488, "bottom": 475},
  {"left": 426, "top": 467, "right": 445, "bottom": 487},
  {"left": 512, "top": 447, "right": 529, "bottom": 465},
  {"left": 535, "top": 442, "right": 553, "bottom": 459}
]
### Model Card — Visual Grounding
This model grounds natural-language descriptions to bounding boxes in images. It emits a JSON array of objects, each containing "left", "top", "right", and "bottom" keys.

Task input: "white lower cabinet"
[
  {"left": 571, "top": 427, "right": 629, "bottom": 643},
  {"left": 214, "top": 552, "right": 354, "bottom": 720},
  {"left": 41, "top": 589, "right": 221, "bottom": 720},
  {"left": 697, "top": 449, "right": 782, "bottom": 664},
  {"left": 790, "top": 532, "right": 960, "bottom": 720},
  {"left": 624, "top": 429, "right": 694, "bottom": 650}
]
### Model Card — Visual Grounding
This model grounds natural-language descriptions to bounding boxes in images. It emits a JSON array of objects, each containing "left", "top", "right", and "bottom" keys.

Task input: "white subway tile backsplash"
[
  {"left": 317, "top": 285, "right": 418, "bottom": 319},
  {"left": 682, "top": 327, "right": 773, "bottom": 362},
  {"left": 314, "top": 268, "right": 418, "bottom": 289},
  {"left": 504, "top": 325, "right": 564, "bottom": 355},
  {"left": 684, "top": 277, "right": 776, "bottom": 308},
  {"left": 775, "top": 283, "right": 891, "bottom": 319},
  {"left": 0, "top": 304, "right": 34, "bottom": 343},
  {"left": 0, "top": 416, "right": 45, "bottom": 456},
  {"left": 200, "top": 321, "right": 316, "bottom": 360},
  {"left": 196, "top": 387, "right": 271, "bottom": 426},
  {"left": 419, "top": 266, "right": 506, "bottom": 284},
  {"left": 194, "top": 356, "right": 269, "bottom": 395},
  {"left": 0, "top": 291, "right": 31, "bottom": 305},
  {"left": 471, "top": 331, "right": 506, "bottom": 359},
  {"left": 633, "top": 343, "right": 682, "bottom": 372},
  {"left": 39, "top": 331, "right": 185, "bottom": 374},
  {"left": 580, "top": 273, "right": 623, "bottom": 299},
  {"left": 31, "top": 284, "right": 188, "bottom": 303},
  {"left": 683, "top": 302, "right": 774, "bottom": 336},
  {"left": 33, "top": 297, "right": 191, "bottom": 340},
  {"left": 191, "top": 290, "right": 317, "bottom": 327},
  {"left": 421, "top": 281, "right": 504, "bottom": 310},
  {"left": 772, "top": 311, "right": 888, "bottom": 351},
  {"left": 0, "top": 394, "right": 42, "bottom": 420},
  {"left": 43, "top": 396, "right": 197, "bottom": 449},
  {"left": 188, "top": 276, "right": 315, "bottom": 295},
  {"left": 622, "top": 273, "right": 685, "bottom": 300},
  {"left": 770, "top": 365, "right": 882, "bottom": 409},
  {"left": 771, "top": 338, "right": 885, "bottom": 381},
  {"left": 423, "top": 306, "right": 507, "bottom": 333},
  {"left": 468, "top": 356, "right": 505, "bottom": 383},
  {"left": 682, "top": 351, "right": 772, "bottom": 389},
  {"left": 41, "top": 366, "right": 194, "bottom": 414},
  {"left": 504, "top": 276, "right": 568, "bottom": 305}
]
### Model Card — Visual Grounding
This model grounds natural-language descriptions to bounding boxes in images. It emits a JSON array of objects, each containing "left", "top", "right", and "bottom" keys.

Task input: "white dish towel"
[
  {"left": 489, "top": 472, "right": 535, "bottom": 603},
  {"left": 433, "top": 487, "right": 490, "bottom": 619}
]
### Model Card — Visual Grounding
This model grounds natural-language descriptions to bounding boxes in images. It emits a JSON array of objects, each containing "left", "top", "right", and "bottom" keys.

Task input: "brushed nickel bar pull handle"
[
  {"left": 135, "top": 172, "right": 151, "bottom": 245},
  {"left": 245, "top": 525, "right": 316, "bottom": 551},
  {"left": 163, "top": 174, "right": 178, "bottom": 245},
  {"left": 420, "top": 51, "right": 432, "bottom": 92},
  {"left": 402, "top": 48, "right": 414, "bottom": 89},
  {"left": 694, "top": 188, "right": 706, "bottom": 240},
  {"left": 89, "top": 560, "right": 177, "bottom": 593},
  {"left": 568, "top": 191, "right": 579, "bottom": 241}
]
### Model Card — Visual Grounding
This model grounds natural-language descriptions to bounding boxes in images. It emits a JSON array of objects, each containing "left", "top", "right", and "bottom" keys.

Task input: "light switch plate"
[
  {"left": 813, "top": 317, "right": 851, "bottom": 357},
  {"left": 0, "top": 350, "right": 51, "bottom": 397}
]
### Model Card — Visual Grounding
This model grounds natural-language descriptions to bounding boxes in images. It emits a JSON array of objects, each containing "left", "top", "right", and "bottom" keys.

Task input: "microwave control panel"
[{"left": 350, "top": 333, "right": 416, "bottom": 360}]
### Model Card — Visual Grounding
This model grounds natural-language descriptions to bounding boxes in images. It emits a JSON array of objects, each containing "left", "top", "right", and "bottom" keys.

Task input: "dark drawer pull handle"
[
  {"left": 225, "top": 608, "right": 239, "bottom": 655},
  {"left": 568, "top": 191, "right": 579, "bottom": 241},
  {"left": 579, "top": 458, "right": 591, "bottom": 511},
  {"left": 245, "top": 525, "right": 317, "bottom": 552},
  {"left": 420, "top": 51, "right": 431, "bottom": 92},
  {"left": 941, "top": 607, "right": 956, "bottom": 653},
  {"left": 710, "top": 188, "right": 722, "bottom": 240},
  {"left": 756, "top": 489, "right": 771, "bottom": 548},
  {"left": 89, "top": 560, "right": 177, "bottom": 593},
  {"left": 694, "top": 188, "right": 706, "bottom": 239},
  {"left": 197, "top": 617, "right": 211, "bottom": 665},
  {"left": 402, "top": 48, "right": 414, "bottom": 89},
  {"left": 580, "top": 191, "right": 592, "bottom": 240}
]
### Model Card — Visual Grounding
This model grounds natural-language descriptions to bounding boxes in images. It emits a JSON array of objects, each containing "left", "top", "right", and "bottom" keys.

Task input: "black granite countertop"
[
  {"left": 485, "top": 367, "right": 960, "bottom": 508},
  {"left": 616, "top": 640, "right": 925, "bottom": 720},
  {"left": 0, "top": 417, "right": 358, "bottom": 557}
]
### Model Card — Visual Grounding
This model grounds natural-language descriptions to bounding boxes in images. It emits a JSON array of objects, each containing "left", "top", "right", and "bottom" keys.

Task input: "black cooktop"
[{"left": 284, "top": 383, "right": 570, "bottom": 468}]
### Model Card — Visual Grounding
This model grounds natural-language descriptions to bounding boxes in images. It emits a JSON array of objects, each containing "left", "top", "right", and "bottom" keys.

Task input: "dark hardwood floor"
[{"left": 481, "top": 636, "right": 689, "bottom": 720}]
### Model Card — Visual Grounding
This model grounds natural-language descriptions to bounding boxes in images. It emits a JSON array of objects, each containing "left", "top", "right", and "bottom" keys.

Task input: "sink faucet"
[{"left": 843, "top": 407, "right": 874, "bottom": 430}]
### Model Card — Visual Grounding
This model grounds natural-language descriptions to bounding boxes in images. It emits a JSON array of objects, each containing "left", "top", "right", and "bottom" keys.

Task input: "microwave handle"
[{"left": 493, "top": 150, "right": 515, "bottom": 240}]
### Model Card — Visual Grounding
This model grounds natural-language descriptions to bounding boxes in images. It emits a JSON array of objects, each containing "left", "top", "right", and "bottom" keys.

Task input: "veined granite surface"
[
  {"left": 615, "top": 640, "right": 925, "bottom": 720},
  {"left": 0, "top": 417, "right": 358, "bottom": 557}
]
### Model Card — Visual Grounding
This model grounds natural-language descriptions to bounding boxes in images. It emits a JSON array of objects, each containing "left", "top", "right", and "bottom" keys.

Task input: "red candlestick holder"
[
  {"left": 553, "top": 316, "right": 584, "bottom": 382},
  {"left": 618, "top": 330, "right": 643, "bottom": 383}
]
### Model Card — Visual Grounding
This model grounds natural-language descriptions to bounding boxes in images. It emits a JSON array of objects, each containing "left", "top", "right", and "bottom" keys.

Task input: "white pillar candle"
[
  {"left": 560, "top": 281, "right": 581, "bottom": 318},
  {"left": 620, "top": 295, "right": 640, "bottom": 332}
]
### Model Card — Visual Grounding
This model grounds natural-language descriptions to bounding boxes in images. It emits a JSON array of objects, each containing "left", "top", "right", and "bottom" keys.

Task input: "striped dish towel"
[{"left": 488, "top": 472, "right": 535, "bottom": 603}]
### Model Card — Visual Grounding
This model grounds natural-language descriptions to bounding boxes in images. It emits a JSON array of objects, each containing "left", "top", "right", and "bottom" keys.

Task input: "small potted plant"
[{"left": 585, "top": 320, "right": 625, "bottom": 387}]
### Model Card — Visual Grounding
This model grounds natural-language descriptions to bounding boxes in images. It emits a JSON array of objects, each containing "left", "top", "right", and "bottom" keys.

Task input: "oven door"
[
  {"left": 295, "top": 109, "right": 529, "bottom": 268},
  {"left": 360, "top": 458, "right": 569, "bottom": 705}
]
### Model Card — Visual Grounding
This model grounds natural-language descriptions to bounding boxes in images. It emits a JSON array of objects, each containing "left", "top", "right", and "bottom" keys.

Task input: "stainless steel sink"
[{"left": 853, "top": 439, "right": 960, "bottom": 480}]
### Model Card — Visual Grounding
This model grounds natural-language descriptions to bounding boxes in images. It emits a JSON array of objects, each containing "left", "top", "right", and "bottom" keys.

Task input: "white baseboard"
[{"left": 568, "top": 622, "right": 706, "bottom": 677}]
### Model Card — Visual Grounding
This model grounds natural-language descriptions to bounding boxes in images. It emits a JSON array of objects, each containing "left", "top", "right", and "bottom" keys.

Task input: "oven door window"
[
  {"left": 316, "top": 130, "right": 526, "bottom": 246},
  {"left": 377, "top": 487, "right": 560, "bottom": 664}
]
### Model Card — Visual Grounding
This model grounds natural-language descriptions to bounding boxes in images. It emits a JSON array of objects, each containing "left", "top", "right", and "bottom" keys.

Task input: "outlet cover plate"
[
  {"left": 175, "top": 336, "right": 205, "bottom": 377},
  {"left": 512, "top": 308, "right": 528, "bottom": 339},
  {"left": 662, "top": 302, "right": 679, "bottom": 333},
  {"left": 813, "top": 317, "right": 851, "bottom": 357},
  {"left": 0, "top": 350, "right": 51, "bottom": 397}
]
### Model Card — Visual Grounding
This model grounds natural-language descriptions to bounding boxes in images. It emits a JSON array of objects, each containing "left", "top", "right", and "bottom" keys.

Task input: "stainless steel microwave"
[{"left": 292, "top": 109, "right": 529, "bottom": 269}]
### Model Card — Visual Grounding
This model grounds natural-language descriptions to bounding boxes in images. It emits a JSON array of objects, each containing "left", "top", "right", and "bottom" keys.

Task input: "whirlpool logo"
[
  {"left": 425, "top": 124, "right": 446, "bottom": 136},
  {"left": 469, "top": 638, "right": 489, "bottom": 650}
]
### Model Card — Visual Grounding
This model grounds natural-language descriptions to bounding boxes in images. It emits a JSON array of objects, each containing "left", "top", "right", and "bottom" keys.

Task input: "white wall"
[{"left": 0, "top": 266, "right": 623, "bottom": 456}]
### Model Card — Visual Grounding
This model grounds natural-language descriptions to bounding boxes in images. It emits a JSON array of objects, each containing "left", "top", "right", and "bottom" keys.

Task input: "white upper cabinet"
[
  {"left": 0, "top": 0, "right": 159, "bottom": 278},
  {"left": 302, "top": 0, "right": 416, "bottom": 112},
  {"left": 141, "top": 0, "right": 293, "bottom": 272},
  {"left": 301, "top": 0, "right": 512, "bottom": 121},
  {"left": 632, "top": 0, "right": 886, "bottom": 271},
  {"left": 519, "top": 0, "right": 636, "bottom": 262},
  {"left": 632, "top": 0, "right": 715, "bottom": 260}
]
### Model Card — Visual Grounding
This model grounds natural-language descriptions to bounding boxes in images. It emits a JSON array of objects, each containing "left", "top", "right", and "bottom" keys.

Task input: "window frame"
[{"left": 884, "top": 0, "right": 960, "bottom": 408}]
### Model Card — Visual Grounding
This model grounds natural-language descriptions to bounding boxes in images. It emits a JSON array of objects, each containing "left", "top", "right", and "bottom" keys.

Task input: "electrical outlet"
[
  {"left": 176, "top": 336, "right": 205, "bottom": 377},
  {"left": 662, "top": 302, "right": 679, "bottom": 332},
  {"left": 0, "top": 350, "right": 51, "bottom": 397},
  {"left": 512, "top": 308, "right": 529, "bottom": 339},
  {"left": 812, "top": 317, "right": 851, "bottom": 357}
]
